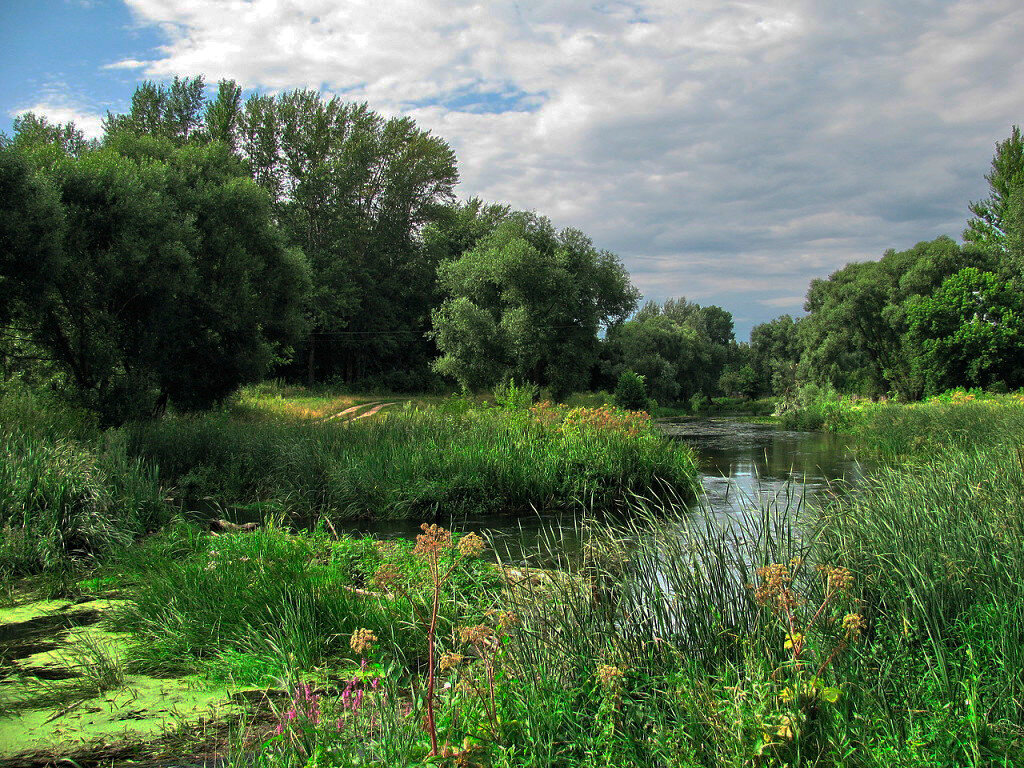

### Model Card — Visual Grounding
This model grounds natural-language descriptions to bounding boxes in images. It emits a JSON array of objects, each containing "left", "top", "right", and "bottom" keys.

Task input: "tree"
[
  {"left": 103, "top": 76, "right": 208, "bottom": 144},
  {"left": 2, "top": 135, "right": 309, "bottom": 423},
  {"left": 905, "top": 267, "right": 1024, "bottom": 393},
  {"left": 965, "top": 126, "right": 1024, "bottom": 259},
  {"left": 798, "top": 237, "right": 991, "bottom": 397},
  {"left": 236, "top": 90, "right": 460, "bottom": 385},
  {"left": 431, "top": 212, "right": 638, "bottom": 396},
  {"left": 749, "top": 315, "right": 802, "bottom": 396},
  {"left": 600, "top": 298, "right": 736, "bottom": 402}
]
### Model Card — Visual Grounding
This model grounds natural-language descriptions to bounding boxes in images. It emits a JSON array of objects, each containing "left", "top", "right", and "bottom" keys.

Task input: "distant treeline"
[{"left": 1, "top": 75, "right": 1022, "bottom": 421}]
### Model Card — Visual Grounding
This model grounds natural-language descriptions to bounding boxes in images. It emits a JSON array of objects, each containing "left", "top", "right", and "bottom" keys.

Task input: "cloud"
[
  {"left": 103, "top": 58, "right": 149, "bottom": 70},
  {"left": 12, "top": 102, "right": 106, "bottom": 140},
  {"left": 117, "top": 0, "right": 1024, "bottom": 338}
]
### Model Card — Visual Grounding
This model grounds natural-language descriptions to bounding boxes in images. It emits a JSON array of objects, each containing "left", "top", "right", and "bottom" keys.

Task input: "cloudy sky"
[{"left": 3, "top": 0, "right": 1022, "bottom": 339}]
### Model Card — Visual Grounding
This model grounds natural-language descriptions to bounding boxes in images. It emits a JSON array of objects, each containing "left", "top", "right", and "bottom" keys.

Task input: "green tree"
[
  {"left": 601, "top": 298, "right": 735, "bottom": 402},
  {"left": 103, "top": 76, "right": 208, "bottom": 144},
  {"left": 798, "top": 237, "right": 991, "bottom": 397},
  {"left": 431, "top": 212, "right": 638, "bottom": 396},
  {"left": 236, "top": 91, "right": 459, "bottom": 385},
  {"left": 749, "top": 315, "right": 802, "bottom": 396},
  {"left": 614, "top": 370, "right": 649, "bottom": 411},
  {"left": 2, "top": 135, "right": 309, "bottom": 422},
  {"left": 965, "top": 126, "right": 1024, "bottom": 260},
  {"left": 905, "top": 267, "right": 1024, "bottom": 393}
]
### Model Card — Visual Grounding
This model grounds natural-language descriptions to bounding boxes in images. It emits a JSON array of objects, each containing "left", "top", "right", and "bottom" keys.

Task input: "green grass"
[
  {"left": 122, "top": 400, "right": 698, "bottom": 522},
  {"left": 229, "top": 398, "right": 1024, "bottom": 767},
  {"left": 0, "top": 387, "right": 169, "bottom": 578},
  {"left": 102, "top": 522, "right": 503, "bottom": 683}
]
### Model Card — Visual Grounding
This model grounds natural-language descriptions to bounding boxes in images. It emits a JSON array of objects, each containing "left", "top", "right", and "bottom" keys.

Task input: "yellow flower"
[
  {"left": 350, "top": 627, "right": 378, "bottom": 655},
  {"left": 776, "top": 716, "right": 794, "bottom": 740}
]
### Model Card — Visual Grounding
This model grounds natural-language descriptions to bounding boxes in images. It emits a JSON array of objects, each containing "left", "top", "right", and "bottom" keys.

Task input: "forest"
[{"left": 5, "top": 76, "right": 1020, "bottom": 425}]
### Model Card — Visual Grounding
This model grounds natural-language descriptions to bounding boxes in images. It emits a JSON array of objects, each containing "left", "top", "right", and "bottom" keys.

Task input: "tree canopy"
[{"left": 431, "top": 207, "right": 638, "bottom": 397}]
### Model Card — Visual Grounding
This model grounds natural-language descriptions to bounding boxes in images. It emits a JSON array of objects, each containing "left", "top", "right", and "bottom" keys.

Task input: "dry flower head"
[
  {"left": 414, "top": 523, "right": 453, "bottom": 558},
  {"left": 457, "top": 532, "right": 486, "bottom": 558},
  {"left": 596, "top": 663, "right": 626, "bottom": 690},
  {"left": 350, "top": 627, "right": 378, "bottom": 655}
]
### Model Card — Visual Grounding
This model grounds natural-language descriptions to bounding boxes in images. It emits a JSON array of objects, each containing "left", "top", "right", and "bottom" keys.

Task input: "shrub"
[{"left": 614, "top": 370, "right": 648, "bottom": 411}]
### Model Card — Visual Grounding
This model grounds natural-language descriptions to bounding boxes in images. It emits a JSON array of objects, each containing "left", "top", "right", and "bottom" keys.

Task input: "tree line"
[
  {"left": 2, "top": 75, "right": 1021, "bottom": 421},
  {"left": 742, "top": 126, "right": 1024, "bottom": 402}
]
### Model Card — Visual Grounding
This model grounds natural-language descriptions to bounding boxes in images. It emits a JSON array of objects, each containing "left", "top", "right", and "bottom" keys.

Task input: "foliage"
[
  {"left": 431, "top": 211, "right": 638, "bottom": 397},
  {"left": 492, "top": 378, "right": 538, "bottom": 410},
  {"left": 0, "top": 387, "right": 168, "bottom": 577},
  {"left": 905, "top": 267, "right": 1024, "bottom": 393},
  {"left": 964, "top": 124, "right": 1024, "bottom": 261},
  {"left": 121, "top": 397, "right": 696, "bottom": 521},
  {"left": 600, "top": 298, "right": 738, "bottom": 404},
  {"left": 749, "top": 314, "right": 802, "bottom": 397},
  {"left": 613, "top": 370, "right": 649, "bottom": 411},
  {"left": 798, "top": 237, "right": 992, "bottom": 399},
  {"left": 2, "top": 133, "right": 310, "bottom": 423}
]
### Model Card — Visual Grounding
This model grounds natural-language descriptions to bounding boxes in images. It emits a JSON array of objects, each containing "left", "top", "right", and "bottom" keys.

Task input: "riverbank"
[{"left": 3, "top": 390, "right": 1023, "bottom": 765}]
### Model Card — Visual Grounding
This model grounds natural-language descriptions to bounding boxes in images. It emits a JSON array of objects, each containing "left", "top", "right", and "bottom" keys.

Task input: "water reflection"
[{"left": 660, "top": 418, "right": 867, "bottom": 526}]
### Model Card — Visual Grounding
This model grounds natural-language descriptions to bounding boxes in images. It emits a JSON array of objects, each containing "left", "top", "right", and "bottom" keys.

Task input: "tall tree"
[
  {"left": 235, "top": 90, "right": 459, "bottom": 385},
  {"left": 798, "top": 237, "right": 992, "bottom": 397},
  {"left": 431, "top": 211, "right": 638, "bottom": 396},
  {"left": 965, "top": 125, "right": 1024, "bottom": 259},
  {"left": 2, "top": 134, "right": 309, "bottom": 422}
]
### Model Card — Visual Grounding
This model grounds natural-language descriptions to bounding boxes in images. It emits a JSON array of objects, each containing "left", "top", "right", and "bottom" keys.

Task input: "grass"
[
  {"left": 219, "top": 396, "right": 1024, "bottom": 767},
  {"left": 7, "top": 382, "right": 1024, "bottom": 765},
  {"left": 0, "top": 387, "right": 169, "bottom": 579},
  {"left": 122, "top": 397, "right": 698, "bottom": 522}
]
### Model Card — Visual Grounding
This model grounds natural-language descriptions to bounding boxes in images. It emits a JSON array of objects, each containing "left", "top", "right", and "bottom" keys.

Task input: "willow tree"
[{"left": 431, "top": 210, "right": 638, "bottom": 397}]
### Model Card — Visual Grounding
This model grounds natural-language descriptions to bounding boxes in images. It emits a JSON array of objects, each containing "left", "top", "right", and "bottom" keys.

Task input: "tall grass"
[
  {"left": 122, "top": 404, "right": 698, "bottom": 521},
  {"left": 0, "top": 388, "right": 168, "bottom": 577},
  {"left": 241, "top": 401, "right": 1024, "bottom": 766}
]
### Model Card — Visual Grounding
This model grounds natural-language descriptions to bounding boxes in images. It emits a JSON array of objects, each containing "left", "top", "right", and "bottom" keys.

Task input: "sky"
[{"left": 2, "top": 0, "right": 1023, "bottom": 341}]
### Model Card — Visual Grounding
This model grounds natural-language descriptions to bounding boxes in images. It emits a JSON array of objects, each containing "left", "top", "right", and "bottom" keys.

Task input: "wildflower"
[
  {"left": 754, "top": 563, "right": 797, "bottom": 611},
  {"left": 842, "top": 612, "right": 865, "bottom": 639},
  {"left": 776, "top": 715, "right": 795, "bottom": 740},
  {"left": 784, "top": 632, "right": 804, "bottom": 652},
  {"left": 457, "top": 532, "right": 486, "bottom": 558},
  {"left": 414, "top": 523, "right": 452, "bottom": 557},
  {"left": 458, "top": 623, "right": 493, "bottom": 646},
  {"left": 350, "top": 627, "right": 378, "bottom": 655},
  {"left": 439, "top": 651, "right": 464, "bottom": 672},
  {"left": 823, "top": 565, "right": 853, "bottom": 593},
  {"left": 373, "top": 563, "right": 402, "bottom": 592},
  {"left": 596, "top": 663, "right": 625, "bottom": 690}
]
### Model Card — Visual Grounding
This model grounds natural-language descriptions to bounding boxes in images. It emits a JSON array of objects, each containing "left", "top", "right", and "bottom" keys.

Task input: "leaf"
[{"left": 821, "top": 686, "right": 841, "bottom": 704}]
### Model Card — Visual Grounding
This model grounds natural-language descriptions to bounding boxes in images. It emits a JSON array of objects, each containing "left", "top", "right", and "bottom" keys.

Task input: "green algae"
[
  {"left": 0, "top": 593, "right": 254, "bottom": 760},
  {"left": 0, "top": 674, "right": 244, "bottom": 755}
]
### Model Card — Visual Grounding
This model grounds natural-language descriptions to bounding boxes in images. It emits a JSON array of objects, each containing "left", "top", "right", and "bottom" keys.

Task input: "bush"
[
  {"left": 492, "top": 378, "right": 538, "bottom": 410},
  {"left": 614, "top": 370, "right": 649, "bottom": 411}
]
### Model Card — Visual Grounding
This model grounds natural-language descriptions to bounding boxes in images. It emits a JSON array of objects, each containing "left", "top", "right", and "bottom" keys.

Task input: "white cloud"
[
  {"left": 103, "top": 58, "right": 149, "bottom": 70},
  {"left": 116, "top": 0, "right": 1024, "bottom": 338},
  {"left": 12, "top": 103, "right": 106, "bottom": 140}
]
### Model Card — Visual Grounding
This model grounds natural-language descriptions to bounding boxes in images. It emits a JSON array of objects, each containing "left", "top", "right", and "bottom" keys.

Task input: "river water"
[{"left": 337, "top": 417, "right": 866, "bottom": 564}]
